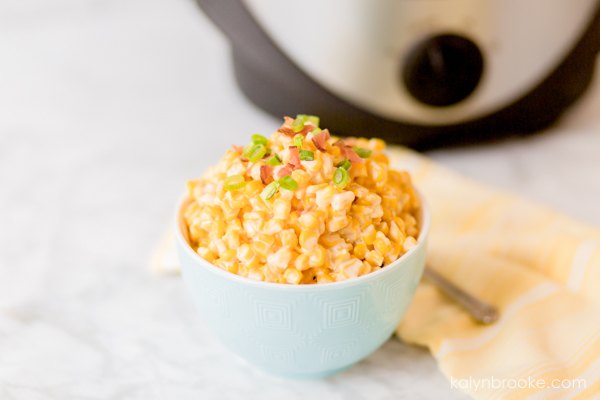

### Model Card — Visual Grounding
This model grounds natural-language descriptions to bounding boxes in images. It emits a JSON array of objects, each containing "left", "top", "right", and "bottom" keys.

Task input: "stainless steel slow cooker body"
[{"left": 197, "top": 0, "right": 600, "bottom": 149}]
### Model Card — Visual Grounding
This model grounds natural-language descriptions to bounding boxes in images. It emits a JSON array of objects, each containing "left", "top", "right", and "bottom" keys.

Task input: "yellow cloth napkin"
[
  {"left": 387, "top": 146, "right": 600, "bottom": 400},
  {"left": 154, "top": 146, "right": 600, "bottom": 399}
]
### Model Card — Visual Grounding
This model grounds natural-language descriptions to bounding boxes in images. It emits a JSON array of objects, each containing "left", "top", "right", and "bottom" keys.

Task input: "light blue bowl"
[{"left": 175, "top": 191, "right": 430, "bottom": 380}]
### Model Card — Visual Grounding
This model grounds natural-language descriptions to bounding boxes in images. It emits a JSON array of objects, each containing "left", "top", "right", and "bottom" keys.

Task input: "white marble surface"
[{"left": 1, "top": 0, "right": 600, "bottom": 398}]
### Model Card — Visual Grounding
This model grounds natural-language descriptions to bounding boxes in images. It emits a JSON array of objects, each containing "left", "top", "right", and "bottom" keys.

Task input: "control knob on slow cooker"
[{"left": 402, "top": 34, "right": 484, "bottom": 107}]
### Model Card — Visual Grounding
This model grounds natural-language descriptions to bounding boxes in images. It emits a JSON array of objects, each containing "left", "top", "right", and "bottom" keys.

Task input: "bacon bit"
[
  {"left": 333, "top": 140, "right": 347, "bottom": 157},
  {"left": 289, "top": 146, "right": 301, "bottom": 167},
  {"left": 260, "top": 164, "right": 273, "bottom": 184},
  {"left": 275, "top": 163, "right": 295, "bottom": 180},
  {"left": 277, "top": 126, "right": 294, "bottom": 136},
  {"left": 283, "top": 116, "right": 295, "bottom": 126},
  {"left": 345, "top": 145, "right": 365, "bottom": 164},
  {"left": 277, "top": 116, "right": 296, "bottom": 136},
  {"left": 231, "top": 144, "right": 245, "bottom": 154},
  {"left": 295, "top": 122, "right": 318, "bottom": 136},
  {"left": 344, "top": 137, "right": 357, "bottom": 146},
  {"left": 277, "top": 117, "right": 317, "bottom": 137},
  {"left": 311, "top": 129, "right": 330, "bottom": 153}
]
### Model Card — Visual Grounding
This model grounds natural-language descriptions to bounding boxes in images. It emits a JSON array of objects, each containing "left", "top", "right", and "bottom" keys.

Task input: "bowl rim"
[{"left": 174, "top": 185, "right": 430, "bottom": 291}]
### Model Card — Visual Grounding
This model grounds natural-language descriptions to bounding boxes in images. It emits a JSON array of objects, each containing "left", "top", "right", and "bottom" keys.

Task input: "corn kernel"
[
  {"left": 247, "top": 268, "right": 264, "bottom": 281},
  {"left": 246, "top": 255, "right": 260, "bottom": 269},
  {"left": 244, "top": 180, "right": 264, "bottom": 197},
  {"left": 251, "top": 241, "right": 271, "bottom": 260},
  {"left": 294, "top": 254, "right": 311, "bottom": 271},
  {"left": 373, "top": 237, "right": 390, "bottom": 256},
  {"left": 220, "top": 199, "right": 240, "bottom": 221},
  {"left": 301, "top": 196, "right": 317, "bottom": 210},
  {"left": 258, "top": 233, "right": 275, "bottom": 246},
  {"left": 331, "top": 191, "right": 356, "bottom": 211},
  {"left": 283, "top": 267, "right": 303, "bottom": 284},
  {"left": 389, "top": 221, "right": 405, "bottom": 244},
  {"left": 341, "top": 259, "right": 363, "bottom": 279},
  {"left": 368, "top": 138, "right": 385, "bottom": 151},
  {"left": 403, "top": 236, "right": 417, "bottom": 252},
  {"left": 203, "top": 205, "right": 221, "bottom": 219},
  {"left": 196, "top": 246, "right": 215, "bottom": 263},
  {"left": 280, "top": 229, "right": 298, "bottom": 248},
  {"left": 263, "top": 265, "right": 280, "bottom": 282},
  {"left": 243, "top": 219, "right": 263, "bottom": 238},
  {"left": 317, "top": 273, "right": 335, "bottom": 283},
  {"left": 372, "top": 154, "right": 389, "bottom": 165},
  {"left": 399, "top": 171, "right": 412, "bottom": 185},
  {"left": 362, "top": 224, "right": 376, "bottom": 245},
  {"left": 263, "top": 218, "right": 285, "bottom": 235},
  {"left": 353, "top": 243, "right": 368, "bottom": 259},
  {"left": 238, "top": 264, "right": 249, "bottom": 277},
  {"left": 377, "top": 221, "right": 390, "bottom": 237},
  {"left": 308, "top": 245, "right": 326, "bottom": 267},
  {"left": 249, "top": 196, "right": 271, "bottom": 213},
  {"left": 220, "top": 248, "right": 237, "bottom": 262},
  {"left": 350, "top": 163, "right": 368, "bottom": 178},
  {"left": 237, "top": 244, "right": 255, "bottom": 263},
  {"left": 214, "top": 260, "right": 227, "bottom": 270},
  {"left": 320, "top": 234, "right": 343, "bottom": 249},
  {"left": 316, "top": 185, "right": 337, "bottom": 208},
  {"left": 291, "top": 169, "right": 311, "bottom": 187},
  {"left": 402, "top": 213, "right": 417, "bottom": 227},
  {"left": 365, "top": 250, "right": 384, "bottom": 267},
  {"left": 223, "top": 229, "right": 239, "bottom": 250},
  {"left": 230, "top": 195, "right": 247, "bottom": 209},
  {"left": 243, "top": 211, "right": 266, "bottom": 221},
  {"left": 226, "top": 262, "right": 239, "bottom": 274},
  {"left": 267, "top": 248, "right": 293, "bottom": 272},
  {"left": 303, "top": 157, "right": 323, "bottom": 173},
  {"left": 272, "top": 198, "right": 291, "bottom": 219},
  {"left": 407, "top": 226, "right": 418, "bottom": 238},
  {"left": 360, "top": 261, "right": 372, "bottom": 276},
  {"left": 299, "top": 229, "right": 319, "bottom": 251},
  {"left": 299, "top": 211, "right": 319, "bottom": 230},
  {"left": 302, "top": 269, "right": 316, "bottom": 283},
  {"left": 327, "top": 216, "right": 349, "bottom": 232}
]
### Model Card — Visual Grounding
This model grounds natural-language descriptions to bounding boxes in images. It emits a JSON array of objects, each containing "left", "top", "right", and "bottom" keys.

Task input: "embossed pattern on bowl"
[{"left": 175, "top": 191, "right": 430, "bottom": 379}]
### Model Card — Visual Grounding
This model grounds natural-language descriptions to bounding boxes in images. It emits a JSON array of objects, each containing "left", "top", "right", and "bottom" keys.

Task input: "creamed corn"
[{"left": 183, "top": 116, "right": 420, "bottom": 284}]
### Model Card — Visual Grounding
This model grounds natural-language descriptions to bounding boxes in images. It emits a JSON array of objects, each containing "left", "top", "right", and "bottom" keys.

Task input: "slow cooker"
[{"left": 196, "top": 0, "right": 600, "bottom": 150}]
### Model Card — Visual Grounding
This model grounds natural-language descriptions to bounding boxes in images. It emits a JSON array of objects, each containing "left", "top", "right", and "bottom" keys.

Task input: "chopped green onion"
[
  {"left": 336, "top": 159, "right": 352, "bottom": 170},
  {"left": 278, "top": 175, "right": 298, "bottom": 191},
  {"left": 242, "top": 143, "right": 256, "bottom": 159},
  {"left": 243, "top": 144, "right": 266, "bottom": 162},
  {"left": 260, "top": 181, "right": 280, "bottom": 201},
  {"left": 333, "top": 167, "right": 350, "bottom": 189},
  {"left": 266, "top": 154, "right": 282, "bottom": 166},
  {"left": 251, "top": 134, "right": 268, "bottom": 146},
  {"left": 352, "top": 146, "right": 372, "bottom": 158},
  {"left": 299, "top": 150, "right": 314, "bottom": 161},
  {"left": 264, "top": 148, "right": 272, "bottom": 157},
  {"left": 224, "top": 175, "right": 245, "bottom": 191},
  {"left": 294, "top": 135, "right": 303, "bottom": 148},
  {"left": 311, "top": 128, "right": 322, "bottom": 135},
  {"left": 296, "top": 114, "right": 320, "bottom": 128},
  {"left": 292, "top": 118, "right": 305, "bottom": 133}
]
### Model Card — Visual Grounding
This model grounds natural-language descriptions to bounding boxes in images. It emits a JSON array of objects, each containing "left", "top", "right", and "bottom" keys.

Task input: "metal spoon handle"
[{"left": 423, "top": 267, "right": 499, "bottom": 324}]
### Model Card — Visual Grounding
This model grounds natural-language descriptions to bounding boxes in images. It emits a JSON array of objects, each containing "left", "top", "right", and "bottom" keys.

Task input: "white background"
[{"left": 1, "top": 0, "right": 599, "bottom": 398}]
